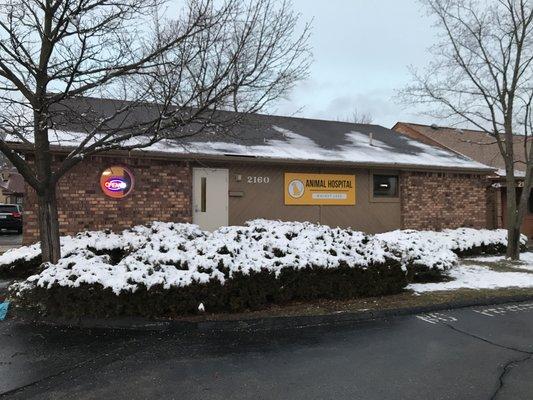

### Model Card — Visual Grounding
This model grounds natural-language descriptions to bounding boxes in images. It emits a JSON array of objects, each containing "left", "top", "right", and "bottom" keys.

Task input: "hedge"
[
  {"left": 13, "top": 261, "right": 406, "bottom": 318},
  {"left": 3, "top": 221, "right": 529, "bottom": 318}
]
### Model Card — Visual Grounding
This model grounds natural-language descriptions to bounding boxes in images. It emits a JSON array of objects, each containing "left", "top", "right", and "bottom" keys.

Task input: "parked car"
[{"left": 0, "top": 204, "right": 23, "bottom": 234}]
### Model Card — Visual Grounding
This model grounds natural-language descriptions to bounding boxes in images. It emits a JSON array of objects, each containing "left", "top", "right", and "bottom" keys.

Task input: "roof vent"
[
  {"left": 430, "top": 124, "right": 439, "bottom": 130},
  {"left": 369, "top": 132, "right": 374, "bottom": 146}
]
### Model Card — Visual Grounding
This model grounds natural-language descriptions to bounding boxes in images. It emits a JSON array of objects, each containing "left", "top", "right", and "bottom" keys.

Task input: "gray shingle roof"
[{"left": 34, "top": 97, "right": 495, "bottom": 171}]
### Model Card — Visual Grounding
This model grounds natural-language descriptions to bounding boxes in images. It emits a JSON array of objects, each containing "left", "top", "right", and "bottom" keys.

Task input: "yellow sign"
[{"left": 284, "top": 173, "right": 356, "bottom": 205}]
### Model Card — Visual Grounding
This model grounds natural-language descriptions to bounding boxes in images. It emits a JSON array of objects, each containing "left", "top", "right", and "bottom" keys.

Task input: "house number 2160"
[{"left": 247, "top": 176, "right": 270, "bottom": 184}]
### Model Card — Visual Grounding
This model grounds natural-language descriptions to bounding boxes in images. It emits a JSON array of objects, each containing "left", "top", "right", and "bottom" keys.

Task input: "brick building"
[
  {"left": 393, "top": 122, "right": 532, "bottom": 238},
  {"left": 0, "top": 168, "right": 24, "bottom": 205},
  {"left": 11, "top": 97, "right": 495, "bottom": 244}
]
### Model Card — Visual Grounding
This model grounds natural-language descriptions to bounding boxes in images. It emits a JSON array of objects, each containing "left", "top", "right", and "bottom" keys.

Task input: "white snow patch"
[
  {"left": 495, "top": 168, "right": 526, "bottom": 178},
  {"left": 512, "top": 252, "right": 533, "bottom": 271},
  {"left": 464, "top": 255, "right": 505, "bottom": 263},
  {"left": 464, "top": 252, "right": 533, "bottom": 271},
  {"left": 408, "top": 264, "right": 533, "bottom": 293}
]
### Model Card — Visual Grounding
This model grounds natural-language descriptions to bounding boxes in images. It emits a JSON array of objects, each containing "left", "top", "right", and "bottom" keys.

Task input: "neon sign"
[
  {"left": 104, "top": 179, "right": 128, "bottom": 191},
  {"left": 100, "top": 166, "right": 134, "bottom": 199}
]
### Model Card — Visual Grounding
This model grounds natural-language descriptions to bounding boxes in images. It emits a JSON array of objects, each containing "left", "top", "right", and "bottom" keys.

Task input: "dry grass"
[
  {"left": 168, "top": 286, "right": 533, "bottom": 323},
  {"left": 169, "top": 257, "right": 533, "bottom": 322},
  {"left": 462, "top": 258, "right": 533, "bottom": 273}
]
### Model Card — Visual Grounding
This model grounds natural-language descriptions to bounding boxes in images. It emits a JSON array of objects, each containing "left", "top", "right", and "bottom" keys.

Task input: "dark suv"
[{"left": 0, "top": 204, "right": 23, "bottom": 234}]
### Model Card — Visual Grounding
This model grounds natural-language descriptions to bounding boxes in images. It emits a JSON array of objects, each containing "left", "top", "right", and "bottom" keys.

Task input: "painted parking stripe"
[
  {"left": 473, "top": 302, "right": 533, "bottom": 317},
  {"left": 416, "top": 312, "right": 458, "bottom": 325}
]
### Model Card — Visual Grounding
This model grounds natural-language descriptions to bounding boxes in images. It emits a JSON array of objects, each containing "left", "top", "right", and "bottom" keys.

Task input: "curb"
[{"left": 10, "top": 293, "right": 533, "bottom": 333}]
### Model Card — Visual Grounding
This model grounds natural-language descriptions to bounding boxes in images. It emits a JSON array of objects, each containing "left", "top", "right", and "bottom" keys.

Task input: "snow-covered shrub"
[
  {"left": 11, "top": 262, "right": 406, "bottom": 317},
  {"left": 0, "top": 222, "right": 205, "bottom": 279},
  {"left": 3, "top": 220, "right": 526, "bottom": 317},
  {"left": 376, "top": 228, "right": 527, "bottom": 282},
  {"left": 8, "top": 220, "right": 407, "bottom": 317},
  {"left": 0, "top": 250, "right": 42, "bottom": 279},
  {"left": 444, "top": 228, "right": 528, "bottom": 257}
]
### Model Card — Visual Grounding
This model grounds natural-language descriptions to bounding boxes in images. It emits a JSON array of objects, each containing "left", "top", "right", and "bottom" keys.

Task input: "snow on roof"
[
  {"left": 394, "top": 122, "right": 527, "bottom": 173},
  {"left": 12, "top": 124, "right": 494, "bottom": 171},
  {"left": 495, "top": 168, "right": 526, "bottom": 178},
  {"left": 6, "top": 97, "right": 494, "bottom": 171},
  {"left": 163, "top": 126, "right": 492, "bottom": 170}
]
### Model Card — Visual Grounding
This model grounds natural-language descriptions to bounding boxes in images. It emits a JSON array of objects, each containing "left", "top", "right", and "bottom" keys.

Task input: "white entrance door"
[{"left": 192, "top": 168, "right": 229, "bottom": 231}]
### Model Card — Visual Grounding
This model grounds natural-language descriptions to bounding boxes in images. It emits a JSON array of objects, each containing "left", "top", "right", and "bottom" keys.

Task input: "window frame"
[{"left": 369, "top": 172, "right": 400, "bottom": 203}]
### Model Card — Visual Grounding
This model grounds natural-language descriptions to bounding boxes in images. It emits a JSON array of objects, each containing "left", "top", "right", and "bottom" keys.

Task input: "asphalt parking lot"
[
  {"left": 0, "top": 232, "right": 22, "bottom": 254},
  {"left": 1, "top": 301, "right": 533, "bottom": 399}
]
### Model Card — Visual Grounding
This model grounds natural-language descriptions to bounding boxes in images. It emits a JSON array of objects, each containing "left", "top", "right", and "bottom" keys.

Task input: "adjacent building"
[
  {"left": 393, "top": 122, "right": 532, "bottom": 237},
  {"left": 0, "top": 168, "right": 24, "bottom": 206}
]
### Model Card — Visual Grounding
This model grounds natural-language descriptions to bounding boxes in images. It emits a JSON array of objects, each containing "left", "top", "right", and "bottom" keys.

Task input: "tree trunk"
[
  {"left": 505, "top": 177, "right": 521, "bottom": 260},
  {"left": 37, "top": 186, "right": 61, "bottom": 263},
  {"left": 506, "top": 223, "right": 522, "bottom": 260},
  {"left": 32, "top": 100, "right": 61, "bottom": 263}
]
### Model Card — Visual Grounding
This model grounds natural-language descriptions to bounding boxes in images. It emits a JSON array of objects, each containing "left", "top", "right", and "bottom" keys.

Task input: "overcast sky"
[{"left": 271, "top": 0, "right": 438, "bottom": 128}]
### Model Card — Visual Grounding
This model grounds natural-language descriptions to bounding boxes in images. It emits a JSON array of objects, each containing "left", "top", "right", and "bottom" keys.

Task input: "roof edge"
[
  {"left": 392, "top": 122, "right": 497, "bottom": 163},
  {"left": 393, "top": 121, "right": 529, "bottom": 139},
  {"left": 8, "top": 142, "right": 496, "bottom": 174}
]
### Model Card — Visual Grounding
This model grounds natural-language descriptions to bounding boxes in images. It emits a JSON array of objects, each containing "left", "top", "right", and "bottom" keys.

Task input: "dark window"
[
  {"left": 373, "top": 175, "right": 399, "bottom": 198},
  {"left": 200, "top": 177, "right": 207, "bottom": 212},
  {"left": 529, "top": 190, "right": 533, "bottom": 214},
  {"left": 0, "top": 205, "right": 19, "bottom": 213}
]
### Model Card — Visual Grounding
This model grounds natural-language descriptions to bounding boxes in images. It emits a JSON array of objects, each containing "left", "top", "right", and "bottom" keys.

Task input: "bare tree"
[
  {"left": 399, "top": 0, "right": 533, "bottom": 260},
  {"left": 348, "top": 107, "right": 373, "bottom": 124},
  {"left": 0, "top": 0, "right": 311, "bottom": 262},
  {"left": 337, "top": 107, "right": 374, "bottom": 124}
]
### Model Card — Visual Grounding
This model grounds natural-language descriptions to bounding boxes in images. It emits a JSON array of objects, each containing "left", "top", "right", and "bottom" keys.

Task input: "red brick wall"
[
  {"left": 22, "top": 157, "right": 490, "bottom": 244},
  {"left": 400, "top": 171, "right": 488, "bottom": 230},
  {"left": 485, "top": 186, "right": 499, "bottom": 229},
  {"left": 23, "top": 156, "right": 192, "bottom": 244}
]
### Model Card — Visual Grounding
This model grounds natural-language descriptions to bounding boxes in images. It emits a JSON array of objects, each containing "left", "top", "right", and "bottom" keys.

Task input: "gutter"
[{"left": 8, "top": 141, "right": 496, "bottom": 175}]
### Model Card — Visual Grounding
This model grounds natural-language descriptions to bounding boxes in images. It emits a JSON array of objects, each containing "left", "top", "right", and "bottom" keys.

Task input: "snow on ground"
[
  {"left": 464, "top": 252, "right": 533, "bottom": 271},
  {"left": 464, "top": 255, "right": 505, "bottom": 263},
  {"left": 408, "top": 264, "right": 533, "bottom": 293},
  {"left": 513, "top": 254, "right": 533, "bottom": 271}
]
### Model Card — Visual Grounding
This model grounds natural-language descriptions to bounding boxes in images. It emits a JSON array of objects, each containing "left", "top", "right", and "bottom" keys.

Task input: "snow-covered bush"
[
  {"left": 0, "top": 222, "right": 205, "bottom": 279},
  {"left": 377, "top": 228, "right": 527, "bottom": 282},
  {"left": 2, "top": 220, "right": 525, "bottom": 317},
  {"left": 9, "top": 220, "right": 406, "bottom": 316}
]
